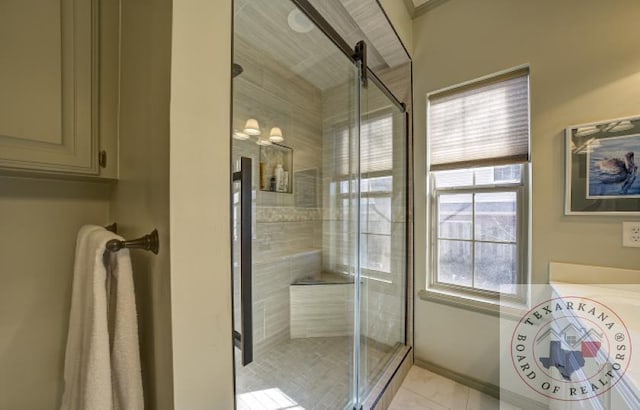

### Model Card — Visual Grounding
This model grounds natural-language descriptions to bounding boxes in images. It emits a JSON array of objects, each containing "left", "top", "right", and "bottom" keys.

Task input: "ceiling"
[{"left": 234, "top": 0, "right": 410, "bottom": 91}]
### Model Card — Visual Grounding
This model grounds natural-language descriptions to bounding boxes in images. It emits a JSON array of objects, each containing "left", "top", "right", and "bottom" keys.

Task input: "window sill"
[{"left": 418, "top": 288, "right": 528, "bottom": 319}]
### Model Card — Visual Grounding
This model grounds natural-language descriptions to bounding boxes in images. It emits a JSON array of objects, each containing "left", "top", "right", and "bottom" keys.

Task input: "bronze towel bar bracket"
[{"left": 104, "top": 223, "right": 159, "bottom": 254}]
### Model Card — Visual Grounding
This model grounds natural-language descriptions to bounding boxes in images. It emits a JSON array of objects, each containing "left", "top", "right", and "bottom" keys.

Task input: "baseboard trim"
[
  {"left": 499, "top": 389, "right": 548, "bottom": 410},
  {"left": 414, "top": 358, "right": 500, "bottom": 398},
  {"left": 414, "top": 359, "right": 548, "bottom": 409}
]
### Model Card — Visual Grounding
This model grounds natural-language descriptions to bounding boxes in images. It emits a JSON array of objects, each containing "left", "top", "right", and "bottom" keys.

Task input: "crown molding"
[
  {"left": 406, "top": 0, "right": 451, "bottom": 18},
  {"left": 402, "top": 0, "right": 416, "bottom": 17}
]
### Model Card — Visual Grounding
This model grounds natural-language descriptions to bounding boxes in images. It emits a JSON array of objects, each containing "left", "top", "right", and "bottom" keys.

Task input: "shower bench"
[{"left": 289, "top": 272, "right": 354, "bottom": 338}]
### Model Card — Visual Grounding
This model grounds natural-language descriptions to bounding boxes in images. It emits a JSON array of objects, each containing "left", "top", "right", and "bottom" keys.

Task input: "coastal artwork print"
[
  {"left": 565, "top": 115, "right": 640, "bottom": 214},
  {"left": 586, "top": 134, "right": 639, "bottom": 198}
]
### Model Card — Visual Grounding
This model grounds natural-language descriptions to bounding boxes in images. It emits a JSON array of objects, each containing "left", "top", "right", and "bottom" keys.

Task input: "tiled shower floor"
[{"left": 236, "top": 336, "right": 393, "bottom": 410}]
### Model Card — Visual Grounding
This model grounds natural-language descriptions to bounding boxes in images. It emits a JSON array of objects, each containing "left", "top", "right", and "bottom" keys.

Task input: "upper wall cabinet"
[{"left": 0, "top": 0, "right": 118, "bottom": 178}]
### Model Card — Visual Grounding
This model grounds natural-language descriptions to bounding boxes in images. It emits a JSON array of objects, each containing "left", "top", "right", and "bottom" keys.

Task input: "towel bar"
[{"left": 104, "top": 224, "right": 159, "bottom": 255}]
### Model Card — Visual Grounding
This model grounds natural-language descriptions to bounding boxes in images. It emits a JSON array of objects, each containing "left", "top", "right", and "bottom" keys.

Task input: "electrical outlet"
[{"left": 622, "top": 222, "right": 640, "bottom": 247}]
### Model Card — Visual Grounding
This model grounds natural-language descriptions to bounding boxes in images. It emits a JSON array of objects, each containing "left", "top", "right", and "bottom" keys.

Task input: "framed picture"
[{"left": 565, "top": 115, "right": 640, "bottom": 215}]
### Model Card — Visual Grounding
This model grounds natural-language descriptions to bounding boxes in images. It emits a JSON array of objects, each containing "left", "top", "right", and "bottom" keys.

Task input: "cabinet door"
[{"left": 0, "top": 0, "right": 98, "bottom": 175}]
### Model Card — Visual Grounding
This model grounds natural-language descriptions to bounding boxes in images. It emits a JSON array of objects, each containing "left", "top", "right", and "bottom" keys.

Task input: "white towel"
[{"left": 61, "top": 225, "right": 144, "bottom": 410}]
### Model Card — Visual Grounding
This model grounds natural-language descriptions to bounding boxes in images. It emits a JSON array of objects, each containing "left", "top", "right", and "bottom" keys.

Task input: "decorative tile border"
[{"left": 255, "top": 206, "right": 321, "bottom": 222}]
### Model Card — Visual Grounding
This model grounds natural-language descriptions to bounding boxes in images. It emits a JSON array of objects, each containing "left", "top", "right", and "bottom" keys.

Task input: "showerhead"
[{"left": 232, "top": 63, "right": 244, "bottom": 78}]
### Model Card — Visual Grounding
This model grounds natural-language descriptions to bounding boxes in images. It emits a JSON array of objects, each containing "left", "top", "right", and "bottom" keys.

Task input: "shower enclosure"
[{"left": 231, "top": 0, "right": 409, "bottom": 408}]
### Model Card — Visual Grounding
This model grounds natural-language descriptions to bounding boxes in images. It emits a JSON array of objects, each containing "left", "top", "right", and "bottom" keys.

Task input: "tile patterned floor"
[
  {"left": 238, "top": 343, "right": 518, "bottom": 410},
  {"left": 389, "top": 366, "right": 521, "bottom": 410},
  {"left": 236, "top": 336, "right": 393, "bottom": 410}
]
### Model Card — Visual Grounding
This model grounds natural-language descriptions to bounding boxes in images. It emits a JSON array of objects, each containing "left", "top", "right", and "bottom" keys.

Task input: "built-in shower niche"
[{"left": 259, "top": 144, "right": 293, "bottom": 193}]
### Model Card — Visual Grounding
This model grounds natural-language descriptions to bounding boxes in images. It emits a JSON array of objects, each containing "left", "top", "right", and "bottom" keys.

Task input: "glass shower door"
[
  {"left": 358, "top": 74, "right": 407, "bottom": 400},
  {"left": 231, "top": 0, "right": 361, "bottom": 408},
  {"left": 231, "top": 1, "right": 409, "bottom": 408}
]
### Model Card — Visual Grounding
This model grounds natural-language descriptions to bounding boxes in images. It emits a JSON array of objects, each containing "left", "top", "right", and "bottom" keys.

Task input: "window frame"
[
  {"left": 329, "top": 108, "right": 402, "bottom": 283},
  {"left": 428, "top": 164, "right": 529, "bottom": 306},
  {"left": 423, "top": 66, "right": 531, "bottom": 313},
  {"left": 332, "top": 165, "right": 396, "bottom": 281}
]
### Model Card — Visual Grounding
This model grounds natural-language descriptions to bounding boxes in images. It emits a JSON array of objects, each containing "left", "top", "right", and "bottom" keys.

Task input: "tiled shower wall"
[
  {"left": 232, "top": 36, "right": 408, "bottom": 354},
  {"left": 233, "top": 37, "right": 324, "bottom": 354}
]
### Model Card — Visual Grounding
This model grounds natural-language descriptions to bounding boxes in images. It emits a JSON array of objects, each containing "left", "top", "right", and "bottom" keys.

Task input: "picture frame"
[{"left": 565, "top": 115, "right": 640, "bottom": 215}]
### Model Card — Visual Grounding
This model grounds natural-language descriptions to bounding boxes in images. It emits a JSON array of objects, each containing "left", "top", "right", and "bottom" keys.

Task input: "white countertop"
[{"left": 548, "top": 262, "right": 640, "bottom": 405}]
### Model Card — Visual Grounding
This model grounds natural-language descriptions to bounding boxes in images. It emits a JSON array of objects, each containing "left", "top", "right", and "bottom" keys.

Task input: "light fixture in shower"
[
  {"left": 235, "top": 118, "right": 284, "bottom": 145},
  {"left": 233, "top": 130, "right": 250, "bottom": 140},
  {"left": 269, "top": 127, "right": 284, "bottom": 143},
  {"left": 243, "top": 118, "right": 262, "bottom": 136}
]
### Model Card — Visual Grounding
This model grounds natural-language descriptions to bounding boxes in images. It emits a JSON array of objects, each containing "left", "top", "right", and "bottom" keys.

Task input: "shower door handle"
[{"left": 233, "top": 157, "right": 253, "bottom": 366}]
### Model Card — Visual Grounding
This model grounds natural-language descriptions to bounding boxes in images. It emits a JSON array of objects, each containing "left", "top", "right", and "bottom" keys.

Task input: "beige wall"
[
  {"left": 0, "top": 178, "right": 110, "bottom": 409},
  {"left": 413, "top": 0, "right": 640, "bottom": 385},
  {"left": 0, "top": 1, "right": 175, "bottom": 405},
  {"left": 169, "top": 0, "right": 234, "bottom": 408},
  {"left": 0, "top": 1, "right": 236, "bottom": 408},
  {"left": 110, "top": 0, "right": 173, "bottom": 407},
  {"left": 0, "top": 3, "right": 120, "bottom": 408},
  {"left": 379, "top": 0, "right": 413, "bottom": 54}
]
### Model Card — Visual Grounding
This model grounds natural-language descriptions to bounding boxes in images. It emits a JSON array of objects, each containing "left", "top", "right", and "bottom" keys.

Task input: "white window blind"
[
  {"left": 361, "top": 114, "right": 393, "bottom": 173},
  {"left": 429, "top": 69, "right": 530, "bottom": 170},
  {"left": 331, "top": 112, "right": 394, "bottom": 176}
]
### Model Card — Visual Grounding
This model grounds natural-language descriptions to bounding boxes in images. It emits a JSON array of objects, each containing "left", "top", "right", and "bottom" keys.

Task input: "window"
[
  {"left": 360, "top": 174, "right": 393, "bottom": 274},
  {"left": 330, "top": 172, "right": 394, "bottom": 276},
  {"left": 426, "top": 68, "right": 530, "bottom": 307},
  {"left": 330, "top": 111, "right": 401, "bottom": 280}
]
